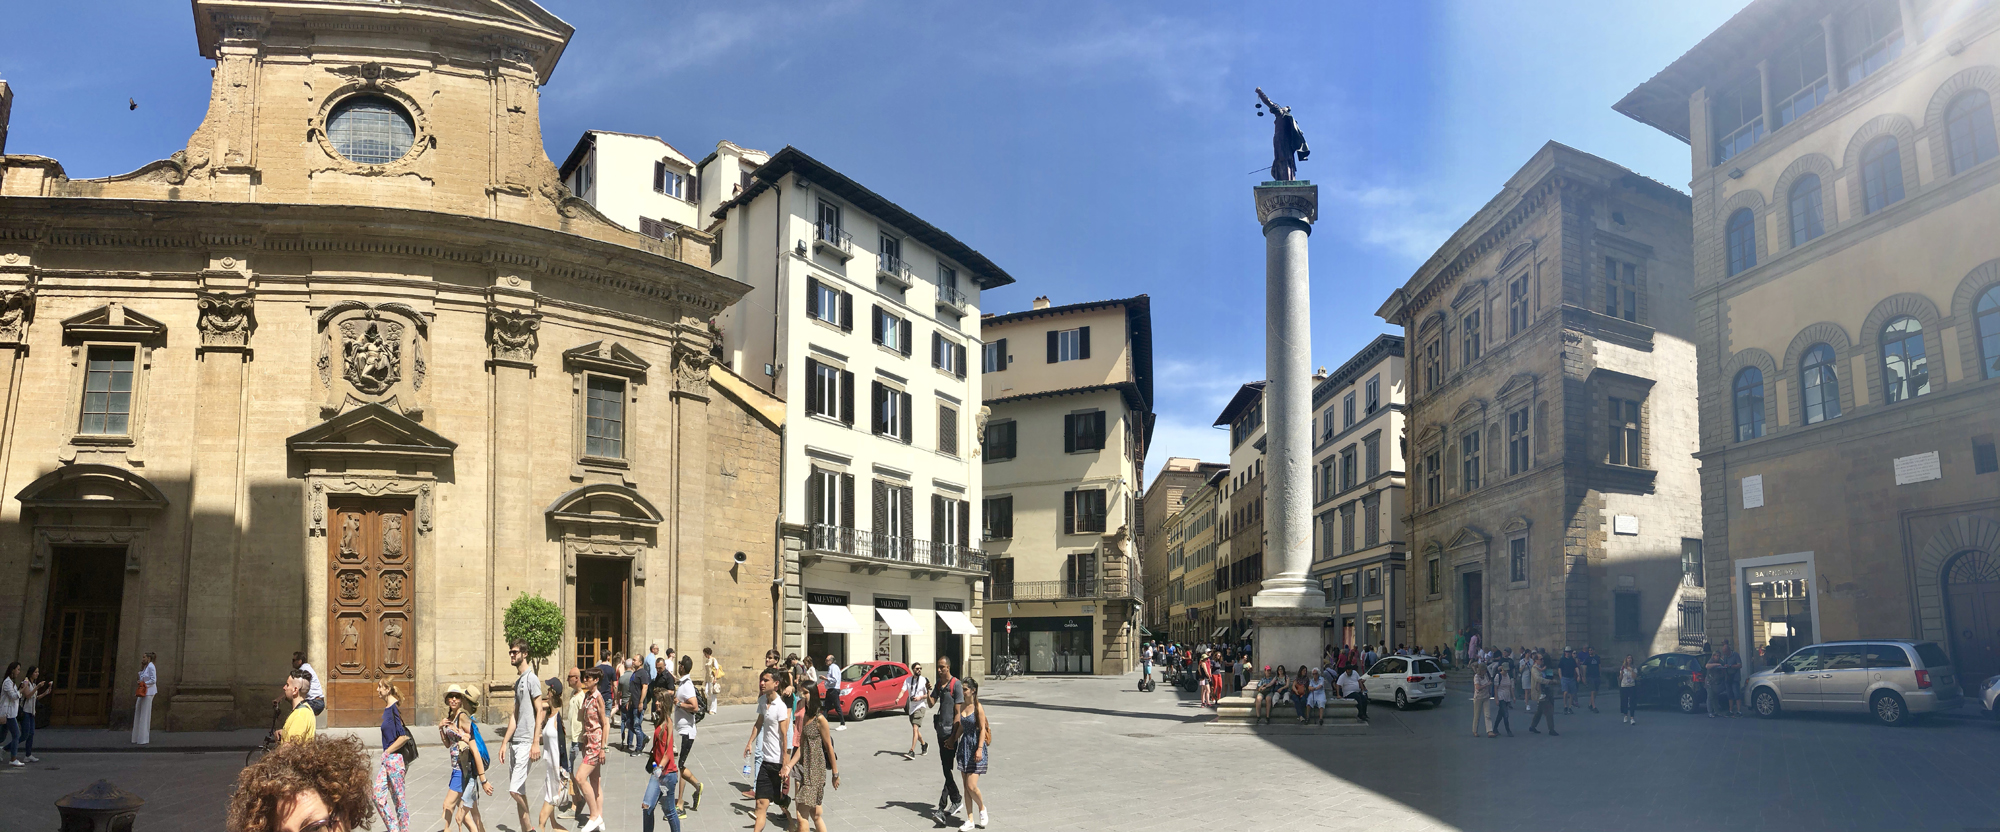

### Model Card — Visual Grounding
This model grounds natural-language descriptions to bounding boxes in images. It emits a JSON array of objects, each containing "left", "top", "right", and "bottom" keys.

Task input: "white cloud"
[
  {"left": 1144, "top": 356, "right": 1256, "bottom": 474},
  {"left": 1323, "top": 182, "right": 1467, "bottom": 262},
  {"left": 968, "top": 13, "right": 1247, "bottom": 108}
]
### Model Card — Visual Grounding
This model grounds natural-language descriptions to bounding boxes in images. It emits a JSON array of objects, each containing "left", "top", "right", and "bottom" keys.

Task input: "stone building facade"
[
  {"left": 1377, "top": 142, "right": 1702, "bottom": 658},
  {"left": 1310, "top": 335, "right": 1409, "bottom": 652},
  {"left": 1164, "top": 469, "right": 1225, "bottom": 645},
  {"left": 1618, "top": 0, "right": 2000, "bottom": 676},
  {"left": 1140, "top": 458, "right": 1224, "bottom": 639},
  {"left": 1216, "top": 383, "right": 1267, "bottom": 647},
  {"left": 0, "top": 0, "right": 781, "bottom": 730}
]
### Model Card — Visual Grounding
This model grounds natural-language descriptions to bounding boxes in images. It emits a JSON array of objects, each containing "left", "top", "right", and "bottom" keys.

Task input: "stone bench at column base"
[{"left": 1211, "top": 681, "right": 1367, "bottom": 732}]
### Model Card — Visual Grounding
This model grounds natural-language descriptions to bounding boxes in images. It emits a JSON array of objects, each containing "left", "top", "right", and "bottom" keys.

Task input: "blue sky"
[{"left": 0, "top": 0, "right": 1742, "bottom": 470}]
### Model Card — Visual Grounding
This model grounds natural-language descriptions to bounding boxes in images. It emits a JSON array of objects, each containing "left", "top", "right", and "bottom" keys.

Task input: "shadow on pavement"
[{"left": 983, "top": 698, "right": 1209, "bottom": 723}]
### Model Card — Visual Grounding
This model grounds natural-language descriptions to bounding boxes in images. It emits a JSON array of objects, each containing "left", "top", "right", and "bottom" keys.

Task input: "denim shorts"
[{"left": 1561, "top": 678, "right": 1578, "bottom": 695}]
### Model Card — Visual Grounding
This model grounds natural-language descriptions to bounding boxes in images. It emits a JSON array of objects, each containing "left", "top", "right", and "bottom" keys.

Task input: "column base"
[{"left": 1249, "top": 605, "right": 1330, "bottom": 673}]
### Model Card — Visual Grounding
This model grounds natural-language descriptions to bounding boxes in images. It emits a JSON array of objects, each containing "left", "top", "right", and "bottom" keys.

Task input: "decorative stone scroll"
[
  {"left": 671, "top": 341, "right": 713, "bottom": 398},
  {"left": 487, "top": 309, "right": 541, "bottom": 364},
  {"left": 0, "top": 286, "right": 34, "bottom": 345},
  {"left": 196, "top": 291, "right": 255, "bottom": 350}
]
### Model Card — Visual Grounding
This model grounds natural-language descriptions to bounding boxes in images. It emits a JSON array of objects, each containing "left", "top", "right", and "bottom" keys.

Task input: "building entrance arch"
[{"left": 1945, "top": 550, "right": 2000, "bottom": 682}]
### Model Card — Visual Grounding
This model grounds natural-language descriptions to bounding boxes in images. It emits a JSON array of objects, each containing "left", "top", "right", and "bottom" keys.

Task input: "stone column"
[
  {"left": 1248, "top": 181, "right": 1327, "bottom": 674},
  {"left": 486, "top": 299, "right": 539, "bottom": 704}
]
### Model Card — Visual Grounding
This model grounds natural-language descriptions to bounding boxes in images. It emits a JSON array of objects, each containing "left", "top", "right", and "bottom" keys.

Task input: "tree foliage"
[{"left": 503, "top": 592, "right": 564, "bottom": 666}]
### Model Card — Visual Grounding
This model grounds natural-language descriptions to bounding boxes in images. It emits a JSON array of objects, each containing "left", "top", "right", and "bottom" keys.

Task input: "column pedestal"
[{"left": 1248, "top": 605, "right": 1328, "bottom": 676}]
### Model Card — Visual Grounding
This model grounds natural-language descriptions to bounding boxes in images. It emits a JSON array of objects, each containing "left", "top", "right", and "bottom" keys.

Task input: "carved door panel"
[
  {"left": 327, "top": 501, "right": 416, "bottom": 727},
  {"left": 39, "top": 547, "right": 125, "bottom": 727}
]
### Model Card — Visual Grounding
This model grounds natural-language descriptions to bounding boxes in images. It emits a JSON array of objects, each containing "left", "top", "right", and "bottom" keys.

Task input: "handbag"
[
  {"left": 398, "top": 707, "right": 421, "bottom": 764},
  {"left": 554, "top": 767, "right": 575, "bottom": 810}
]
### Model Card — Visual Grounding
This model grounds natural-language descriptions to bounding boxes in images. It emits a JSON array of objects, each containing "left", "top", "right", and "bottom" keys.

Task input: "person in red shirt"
[{"left": 640, "top": 694, "right": 681, "bottom": 832}]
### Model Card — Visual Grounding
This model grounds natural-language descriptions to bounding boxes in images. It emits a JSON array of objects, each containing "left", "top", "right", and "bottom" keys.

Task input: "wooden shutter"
[
  {"left": 900, "top": 321, "right": 912, "bottom": 356},
  {"left": 839, "top": 370, "right": 855, "bottom": 425},
  {"left": 899, "top": 390, "right": 912, "bottom": 443},
  {"left": 871, "top": 382, "right": 886, "bottom": 434},
  {"left": 806, "top": 466, "right": 825, "bottom": 525},
  {"left": 932, "top": 332, "right": 942, "bottom": 368},
  {"left": 654, "top": 161, "right": 666, "bottom": 192},
  {"left": 873, "top": 480, "right": 890, "bottom": 538},
  {"left": 898, "top": 486, "right": 913, "bottom": 543},
  {"left": 1078, "top": 326, "right": 1091, "bottom": 359},
  {"left": 931, "top": 495, "right": 946, "bottom": 545},
  {"left": 1088, "top": 411, "right": 1106, "bottom": 450},
  {"left": 839, "top": 473, "right": 855, "bottom": 528},
  {"left": 871, "top": 305, "right": 883, "bottom": 345},
  {"left": 1063, "top": 491, "right": 1076, "bottom": 534},
  {"left": 958, "top": 500, "right": 970, "bottom": 546},
  {"left": 1063, "top": 413, "right": 1077, "bottom": 453},
  {"left": 1047, "top": 330, "right": 1059, "bottom": 363},
  {"left": 806, "top": 277, "right": 821, "bottom": 318},
  {"left": 939, "top": 405, "right": 956, "bottom": 454},
  {"left": 804, "top": 358, "right": 822, "bottom": 416},
  {"left": 838, "top": 291, "right": 853, "bottom": 332},
  {"left": 953, "top": 344, "right": 967, "bottom": 380},
  {"left": 994, "top": 338, "right": 1007, "bottom": 372}
]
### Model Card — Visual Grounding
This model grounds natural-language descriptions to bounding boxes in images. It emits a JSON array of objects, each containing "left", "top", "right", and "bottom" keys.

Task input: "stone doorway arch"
[
  {"left": 1914, "top": 514, "right": 2000, "bottom": 666},
  {"left": 1944, "top": 550, "right": 2000, "bottom": 682}
]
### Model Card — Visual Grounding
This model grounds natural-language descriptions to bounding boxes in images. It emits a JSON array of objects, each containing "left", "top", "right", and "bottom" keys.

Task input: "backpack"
[
  {"left": 469, "top": 719, "right": 491, "bottom": 767},
  {"left": 693, "top": 685, "right": 709, "bottom": 723}
]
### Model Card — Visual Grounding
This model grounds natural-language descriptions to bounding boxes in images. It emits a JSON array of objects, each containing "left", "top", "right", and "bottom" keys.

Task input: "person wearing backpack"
[
  {"left": 439, "top": 684, "right": 492, "bottom": 832},
  {"left": 671, "top": 654, "right": 706, "bottom": 816}
]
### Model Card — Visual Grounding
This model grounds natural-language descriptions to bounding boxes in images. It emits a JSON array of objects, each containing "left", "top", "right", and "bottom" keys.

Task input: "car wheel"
[
  {"left": 1678, "top": 688, "right": 1699, "bottom": 715},
  {"left": 849, "top": 698, "right": 869, "bottom": 722},
  {"left": 1871, "top": 691, "right": 1909, "bottom": 727},
  {"left": 1752, "top": 687, "right": 1781, "bottom": 718},
  {"left": 1394, "top": 689, "right": 1410, "bottom": 710}
]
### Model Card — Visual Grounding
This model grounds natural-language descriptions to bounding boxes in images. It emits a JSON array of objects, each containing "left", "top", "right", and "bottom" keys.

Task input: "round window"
[{"left": 326, "top": 96, "right": 415, "bottom": 165}]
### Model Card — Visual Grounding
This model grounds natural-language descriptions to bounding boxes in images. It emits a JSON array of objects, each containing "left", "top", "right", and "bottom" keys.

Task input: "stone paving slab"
[{"left": 4, "top": 671, "right": 2000, "bottom": 831}]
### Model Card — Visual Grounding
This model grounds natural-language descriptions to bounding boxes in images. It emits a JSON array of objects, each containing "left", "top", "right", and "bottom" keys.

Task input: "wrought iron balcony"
[
  {"left": 813, "top": 223, "right": 854, "bottom": 261},
  {"left": 936, "top": 283, "right": 971, "bottom": 310},
  {"left": 877, "top": 254, "right": 914, "bottom": 288},
  {"left": 806, "top": 524, "right": 985, "bottom": 572}
]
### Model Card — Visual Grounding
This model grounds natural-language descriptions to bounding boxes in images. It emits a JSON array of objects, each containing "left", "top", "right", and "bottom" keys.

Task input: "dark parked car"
[{"left": 1631, "top": 652, "right": 1709, "bottom": 714}]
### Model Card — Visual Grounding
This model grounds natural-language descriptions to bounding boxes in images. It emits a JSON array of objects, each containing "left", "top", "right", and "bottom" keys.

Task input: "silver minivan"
[{"left": 1745, "top": 639, "right": 1963, "bottom": 726}]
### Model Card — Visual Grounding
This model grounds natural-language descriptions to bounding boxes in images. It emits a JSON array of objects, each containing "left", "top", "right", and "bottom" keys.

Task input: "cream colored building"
[
  {"left": 0, "top": 0, "right": 786, "bottom": 730},
  {"left": 1309, "top": 335, "right": 1410, "bottom": 652},
  {"left": 979, "top": 295, "right": 1153, "bottom": 674},
  {"left": 1214, "top": 382, "right": 1267, "bottom": 647},
  {"left": 1618, "top": 0, "right": 2000, "bottom": 675},
  {"left": 1166, "top": 471, "right": 1224, "bottom": 645},
  {"left": 1141, "top": 457, "right": 1225, "bottom": 640},
  {"left": 558, "top": 130, "right": 704, "bottom": 238},
  {"left": 698, "top": 147, "right": 1013, "bottom": 680}
]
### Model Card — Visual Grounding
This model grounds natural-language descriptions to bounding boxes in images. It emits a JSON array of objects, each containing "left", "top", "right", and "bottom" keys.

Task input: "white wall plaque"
[
  {"left": 1893, "top": 451, "right": 1942, "bottom": 485},
  {"left": 1742, "top": 475, "right": 1764, "bottom": 509},
  {"left": 1613, "top": 515, "right": 1639, "bottom": 535}
]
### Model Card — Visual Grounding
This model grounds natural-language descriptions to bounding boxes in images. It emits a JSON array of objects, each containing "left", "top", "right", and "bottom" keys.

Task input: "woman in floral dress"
[
  {"left": 782, "top": 692, "right": 838, "bottom": 832},
  {"left": 576, "top": 666, "right": 608, "bottom": 832}
]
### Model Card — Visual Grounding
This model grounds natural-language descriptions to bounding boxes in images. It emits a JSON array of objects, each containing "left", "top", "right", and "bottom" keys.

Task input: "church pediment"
[
  {"left": 1496, "top": 372, "right": 1538, "bottom": 401},
  {"left": 288, "top": 403, "right": 456, "bottom": 467},
  {"left": 17, "top": 463, "right": 169, "bottom": 511},
  {"left": 545, "top": 484, "right": 662, "bottom": 529},
  {"left": 1446, "top": 526, "right": 1489, "bottom": 550},
  {"left": 564, "top": 341, "right": 650, "bottom": 381}
]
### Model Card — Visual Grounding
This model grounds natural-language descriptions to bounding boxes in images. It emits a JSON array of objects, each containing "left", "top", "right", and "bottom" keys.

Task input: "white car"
[
  {"left": 1982, "top": 674, "right": 1999, "bottom": 718},
  {"left": 1363, "top": 655, "right": 1448, "bottom": 710}
]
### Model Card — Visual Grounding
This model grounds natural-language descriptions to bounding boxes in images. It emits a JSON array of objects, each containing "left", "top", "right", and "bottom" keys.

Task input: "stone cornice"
[{"left": 0, "top": 197, "right": 749, "bottom": 318}]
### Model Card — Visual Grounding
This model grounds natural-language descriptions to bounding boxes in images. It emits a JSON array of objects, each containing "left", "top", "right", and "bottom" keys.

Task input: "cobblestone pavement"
[{"left": 4, "top": 672, "right": 1998, "bottom": 831}]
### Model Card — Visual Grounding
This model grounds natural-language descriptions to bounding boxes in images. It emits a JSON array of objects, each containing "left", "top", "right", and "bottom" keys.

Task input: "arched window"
[
  {"left": 1861, "top": 136, "right": 1906, "bottom": 214},
  {"left": 1800, "top": 343, "right": 1841, "bottom": 424},
  {"left": 1726, "top": 209, "right": 1757, "bottom": 276},
  {"left": 1734, "top": 367, "right": 1765, "bottom": 441},
  {"left": 1977, "top": 285, "right": 2000, "bottom": 380},
  {"left": 1788, "top": 174, "right": 1825, "bottom": 247},
  {"left": 1881, "top": 316, "right": 1930, "bottom": 403},
  {"left": 1947, "top": 90, "right": 1999, "bottom": 174}
]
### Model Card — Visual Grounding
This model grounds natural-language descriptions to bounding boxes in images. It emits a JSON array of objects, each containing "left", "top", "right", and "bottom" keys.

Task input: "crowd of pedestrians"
[{"left": 1458, "top": 645, "right": 1619, "bottom": 737}]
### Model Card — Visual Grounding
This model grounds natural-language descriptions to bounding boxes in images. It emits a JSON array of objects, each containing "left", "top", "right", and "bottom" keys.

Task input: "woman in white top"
[
  {"left": 19, "top": 665, "right": 49, "bottom": 763},
  {"left": 537, "top": 679, "right": 569, "bottom": 832},
  {"left": 0, "top": 662, "right": 23, "bottom": 766},
  {"left": 131, "top": 652, "right": 158, "bottom": 745},
  {"left": 1618, "top": 655, "right": 1641, "bottom": 725},
  {"left": 702, "top": 647, "right": 722, "bottom": 714}
]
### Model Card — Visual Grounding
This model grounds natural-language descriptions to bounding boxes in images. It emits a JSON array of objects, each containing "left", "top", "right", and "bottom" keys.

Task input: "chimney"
[{"left": 1031, "top": 296, "right": 1050, "bottom": 310}]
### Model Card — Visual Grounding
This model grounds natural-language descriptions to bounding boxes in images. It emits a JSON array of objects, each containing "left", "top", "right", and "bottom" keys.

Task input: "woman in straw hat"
[{"left": 439, "top": 684, "right": 492, "bottom": 832}]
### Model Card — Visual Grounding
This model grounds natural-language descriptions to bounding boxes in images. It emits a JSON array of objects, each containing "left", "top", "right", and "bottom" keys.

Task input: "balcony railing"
[
  {"left": 807, "top": 524, "right": 985, "bottom": 571},
  {"left": 877, "top": 254, "right": 914, "bottom": 288},
  {"left": 937, "top": 283, "right": 970, "bottom": 310},
  {"left": 1775, "top": 77, "right": 1828, "bottom": 129},
  {"left": 813, "top": 223, "right": 854, "bottom": 260},
  {"left": 1715, "top": 116, "right": 1764, "bottom": 164}
]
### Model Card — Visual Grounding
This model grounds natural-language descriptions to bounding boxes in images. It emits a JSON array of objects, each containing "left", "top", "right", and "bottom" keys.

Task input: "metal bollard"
[{"left": 55, "top": 780, "right": 143, "bottom": 832}]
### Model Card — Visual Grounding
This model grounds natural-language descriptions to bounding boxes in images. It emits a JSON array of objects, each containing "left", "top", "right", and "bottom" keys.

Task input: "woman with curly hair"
[{"left": 227, "top": 734, "right": 375, "bottom": 832}]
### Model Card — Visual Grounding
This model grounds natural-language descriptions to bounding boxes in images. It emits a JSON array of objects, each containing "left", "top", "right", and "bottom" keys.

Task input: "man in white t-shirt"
[
  {"left": 290, "top": 652, "right": 326, "bottom": 715},
  {"left": 672, "top": 655, "right": 705, "bottom": 814},
  {"left": 499, "top": 639, "right": 546, "bottom": 832},
  {"left": 742, "top": 669, "right": 790, "bottom": 832}
]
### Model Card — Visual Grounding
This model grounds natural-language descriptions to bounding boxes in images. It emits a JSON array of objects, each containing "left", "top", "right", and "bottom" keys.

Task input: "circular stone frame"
[{"left": 312, "top": 83, "right": 434, "bottom": 174}]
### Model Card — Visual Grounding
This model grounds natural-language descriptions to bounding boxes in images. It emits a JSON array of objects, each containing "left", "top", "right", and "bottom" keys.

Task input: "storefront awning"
[
  {"left": 1211, "top": 626, "right": 1228, "bottom": 639},
  {"left": 937, "top": 610, "right": 979, "bottom": 635},
  {"left": 1242, "top": 628, "right": 1255, "bottom": 640},
  {"left": 876, "top": 607, "right": 922, "bottom": 635},
  {"left": 808, "top": 603, "right": 862, "bottom": 634}
]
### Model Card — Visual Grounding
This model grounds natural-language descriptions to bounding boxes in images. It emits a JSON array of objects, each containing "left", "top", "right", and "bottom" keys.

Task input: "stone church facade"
[{"left": 0, "top": 0, "right": 780, "bottom": 729}]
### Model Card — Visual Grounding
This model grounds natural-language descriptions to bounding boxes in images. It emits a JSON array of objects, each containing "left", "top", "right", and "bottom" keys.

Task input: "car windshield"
[{"left": 1914, "top": 643, "right": 1952, "bottom": 670}]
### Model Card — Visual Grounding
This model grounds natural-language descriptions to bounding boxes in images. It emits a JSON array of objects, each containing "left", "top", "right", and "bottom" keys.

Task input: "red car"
[{"left": 828, "top": 661, "right": 915, "bottom": 721}]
